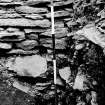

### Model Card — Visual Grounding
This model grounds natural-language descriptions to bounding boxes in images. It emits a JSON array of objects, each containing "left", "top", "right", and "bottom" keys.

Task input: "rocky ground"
[{"left": 1, "top": 35, "right": 105, "bottom": 105}]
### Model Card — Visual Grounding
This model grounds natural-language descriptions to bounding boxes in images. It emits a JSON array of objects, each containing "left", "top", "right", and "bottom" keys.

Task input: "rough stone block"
[
  {"left": 59, "top": 67, "right": 71, "bottom": 83},
  {"left": 55, "top": 38, "right": 66, "bottom": 49}
]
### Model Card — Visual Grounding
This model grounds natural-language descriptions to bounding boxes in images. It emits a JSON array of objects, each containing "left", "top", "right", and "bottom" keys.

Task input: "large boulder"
[
  {"left": 6, "top": 55, "right": 47, "bottom": 77},
  {"left": 76, "top": 23, "right": 105, "bottom": 48}
]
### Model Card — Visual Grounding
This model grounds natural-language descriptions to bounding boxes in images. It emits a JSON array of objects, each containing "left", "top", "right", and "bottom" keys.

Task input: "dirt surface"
[{"left": 0, "top": 72, "right": 36, "bottom": 105}]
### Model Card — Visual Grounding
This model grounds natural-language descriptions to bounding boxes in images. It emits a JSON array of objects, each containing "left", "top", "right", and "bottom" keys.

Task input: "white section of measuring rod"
[
  {"left": 51, "top": 5, "right": 55, "bottom": 34},
  {"left": 53, "top": 59, "right": 57, "bottom": 84}
]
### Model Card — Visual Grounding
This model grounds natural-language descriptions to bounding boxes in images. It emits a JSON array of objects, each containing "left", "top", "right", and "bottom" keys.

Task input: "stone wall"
[
  {"left": 0, "top": 0, "right": 74, "bottom": 77},
  {"left": 0, "top": 0, "right": 74, "bottom": 56},
  {"left": 0, "top": 1, "right": 74, "bottom": 103}
]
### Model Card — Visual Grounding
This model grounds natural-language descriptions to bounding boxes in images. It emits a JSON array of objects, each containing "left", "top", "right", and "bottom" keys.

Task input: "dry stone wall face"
[
  {"left": 0, "top": 0, "right": 74, "bottom": 83},
  {"left": 0, "top": 0, "right": 75, "bottom": 78},
  {"left": 0, "top": 0, "right": 73, "bottom": 102},
  {"left": 0, "top": 0, "right": 73, "bottom": 56}
]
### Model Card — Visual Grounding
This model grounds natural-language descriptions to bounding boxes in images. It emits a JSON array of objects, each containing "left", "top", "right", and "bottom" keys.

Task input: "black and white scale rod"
[
  {"left": 50, "top": 0, "right": 57, "bottom": 105},
  {"left": 51, "top": 0, "right": 56, "bottom": 86}
]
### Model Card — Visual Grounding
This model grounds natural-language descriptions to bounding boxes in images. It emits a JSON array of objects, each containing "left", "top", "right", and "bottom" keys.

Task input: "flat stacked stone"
[
  {"left": 55, "top": 38, "right": 66, "bottom": 50},
  {"left": 0, "top": 19, "right": 51, "bottom": 28},
  {"left": 40, "top": 38, "right": 66, "bottom": 50},
  {"left": 0, "top": 9, "right": 7, "bottom": 14},
  {"left": 0, "top": 0, "right": 13, "bottom": 2},
  {"left": 24, "top": 29, "right": 46, "bottom": 34},
  {"left": 26, "top": 0, "right": 50, "bottom": 5},
  {"left": 0, "top": 8, "right": 22, "bottom": 18},
  {"left": 40, "top": 28, "right": 68, "bottom": 38},
  {"left": 48, "top": 0, "right": 74, "bottom": 7},
  {"left": 54, "top": 21, "right": 64, "bottom": 28},
  {"left": 6, "top": 27, "right": 20, "bottom": 32},
  {"left": 45, "top": 10, "right": 70, "bottom": 18},
  {"left": 66, "top": 20, "right": 78, "bottom": 28},
  {"left": 0, "top": 13, "right": 22, "bottom": 18},
  {"left": 15, "top": 40, "right": 38, "bottom": 50},
  {"left": 0, "top": 8, "right": 16, "bottom": 14},
  {"left": 0, "top": 1, "right": 23, "bottom": 6},
  {"left": 15, "top": 6, "right": 48, "bottom": 14},
  {"left": 7, "top": 49, "right": 39, "bottom": 55},
  {"left": 0, "top": 30, "right": 25, "bottom": 41},
  {"left": 0, "top": 43, "right": 12, "bottom": 50},
  {"left": 26, "top": 33, "right": 38, "bottom": 40},
  {"left": 25, "top": 14, "right": 44, "bottom": 20},
  {"left": 0, "top": 27, "right": 4, "bottom": 31}
]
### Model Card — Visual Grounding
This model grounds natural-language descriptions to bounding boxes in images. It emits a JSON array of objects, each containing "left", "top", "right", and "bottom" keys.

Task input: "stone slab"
[
  {"left": 45, "top": 10, "right": 70, "bottom": 18},
  {"left": 15, "top": 6, "right": 48, "bottom": 14},
  {"left": 6, "top": 55, "right": 47, "bottom": 77},
  {"left": 0, "top": 19, "right": 51, "bottom": 28},
  {"left": 40, "top": 28, "right": 68, "bottom": 38},
  {"left": 16, "top": 40, "right": 38, "bottom": 50},
  {"left": 0, "top": 42, "right": 12, "bottom": 49},
  {"left": 7, "top": 49, "right": 39, "bottom": 55},
  {"left": 0, "top": 31, "right": 25, "bottom": 41}
]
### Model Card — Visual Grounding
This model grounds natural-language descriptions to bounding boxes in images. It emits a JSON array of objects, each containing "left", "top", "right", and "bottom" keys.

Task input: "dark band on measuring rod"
[{"left": 52, "top": 34, "right": 56, "bottom": 60}]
